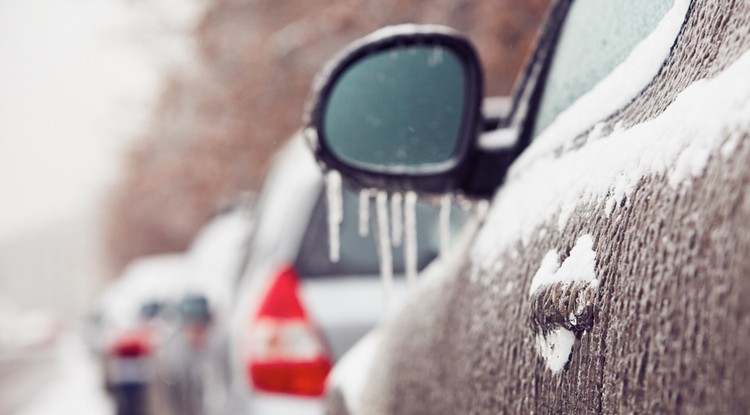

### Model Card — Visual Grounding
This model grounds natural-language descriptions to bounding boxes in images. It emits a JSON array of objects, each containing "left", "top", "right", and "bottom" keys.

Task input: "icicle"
[
  {"left": 358, "top": 189, "right": 370, "bottom": 237},
  {"left": 404, "top": 191, "right": 418, "bottom": 287},
  {"left": 376, "top": 191, "right": 393, "bottom": 296},
  {"left": 390, "top": 192, "right": 403, "bottom": 247},
  {"left": 439, "top": 194, "right": 451, "bottom": 259},
  {"left": 326, "top": 170, "right": 343, "bottom": 263},
  {"left": 475, "top": 199, "right": 490, "bottom": 220}
]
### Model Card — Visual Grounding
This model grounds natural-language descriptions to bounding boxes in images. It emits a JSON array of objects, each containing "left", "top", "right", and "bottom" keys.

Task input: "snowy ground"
[{"left": 5, "top": 332, "right": 113, "bottom": 415}]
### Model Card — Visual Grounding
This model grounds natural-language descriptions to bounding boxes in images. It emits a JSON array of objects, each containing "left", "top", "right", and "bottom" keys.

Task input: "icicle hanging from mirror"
[
  {"left": 390, "top": 192, "right": 403, "bottom": 247},
  {"left": 322, "top": 178, "right": 463, "bottom": 290},
  {"left": 358, "top": 189, "right": 370, "bottom": 237},
  {"left": 404, "top": 191, "right": 418, "bottom": 286},
  {"left": 475, "top": 199, "right": 490, "bottom": 220},
  {"left": 376, "top": 191, "right": 393, "bottom": 295},
  {"left": 439, "top": 194, "right": 452, "bottom": 259},
  {"left": 325, "top": 170, "right": 343, "bottom": 263}
]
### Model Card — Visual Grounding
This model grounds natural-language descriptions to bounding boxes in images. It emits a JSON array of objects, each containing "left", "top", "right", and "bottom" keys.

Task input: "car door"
[{"left": 333, "top": 0, "right": 750, "bottom": 414}]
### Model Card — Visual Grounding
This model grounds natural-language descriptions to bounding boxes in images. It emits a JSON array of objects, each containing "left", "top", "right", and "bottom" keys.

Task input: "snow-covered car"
[
  {"left": 97, "top": 254, "right": 185, "bottom": 415},
  {"left": 302, "top": 0, "right": 750, "bottom": 413},
  {"left": 225, "top": 135, "right": 460, "bottom": 415},
  {"left": 150, "top": 203, "right": 254, "bottom": 415}
]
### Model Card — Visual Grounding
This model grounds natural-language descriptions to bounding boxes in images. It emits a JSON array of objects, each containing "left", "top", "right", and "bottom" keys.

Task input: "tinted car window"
[
  {"left": 532, "top": 0, "right": 673, "bottom": 138},
  {"left": 179, "top": 295, "right": 211, "bottom": 323},
  {"left": 295, "top": 187, "right": 461, "bottom": 277}
]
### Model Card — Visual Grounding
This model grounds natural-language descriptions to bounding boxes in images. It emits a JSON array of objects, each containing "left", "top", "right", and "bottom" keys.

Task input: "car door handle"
[{"left": 530, "top": 279, "right": 597, "bottom": 336}]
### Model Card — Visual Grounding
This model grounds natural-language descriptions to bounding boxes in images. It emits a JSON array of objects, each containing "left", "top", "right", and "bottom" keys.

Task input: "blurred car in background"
[
  {"left": 96, "top": 254, "right": 184, "bottom": 415},
  {"left": 151, "top": 293, "right": 214, "bottom": 415},
  {"left": 150, "top": 202, "right": 254, "bottom": 415},
  {"left": 225, "top": 134, "right": 463, "bottom": 415}
]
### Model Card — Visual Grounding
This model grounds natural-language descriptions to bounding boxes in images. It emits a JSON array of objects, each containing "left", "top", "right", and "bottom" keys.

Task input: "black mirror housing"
[{"left": 304, "top": 24, "right": 484, "bottom": 195}]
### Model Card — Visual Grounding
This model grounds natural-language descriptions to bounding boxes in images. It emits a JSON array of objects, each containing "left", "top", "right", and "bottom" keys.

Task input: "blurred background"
[{"left": 0, "top": 0, "right": 548, "bottom": 413}]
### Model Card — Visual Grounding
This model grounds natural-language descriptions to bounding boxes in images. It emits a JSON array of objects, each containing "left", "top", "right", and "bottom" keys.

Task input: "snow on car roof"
[
  {"left": 99, "top": 253, "right": 186, "bottom": 326},
  {"left": 183, "top": 208, "right": 254, "bottom": 308}
]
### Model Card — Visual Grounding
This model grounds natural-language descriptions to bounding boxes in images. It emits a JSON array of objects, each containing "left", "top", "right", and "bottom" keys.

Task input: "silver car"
[{"left": 226, "top": 135, "right": 458, "bottom": 414}]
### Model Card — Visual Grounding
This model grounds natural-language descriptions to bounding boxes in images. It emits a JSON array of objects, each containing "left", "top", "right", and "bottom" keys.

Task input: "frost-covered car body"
[
  {"left": 226, "top": 136, "right": 449, "bottom": 415},
  {"left": 312, "top": 0, "right": 750, "bottom": 414}
]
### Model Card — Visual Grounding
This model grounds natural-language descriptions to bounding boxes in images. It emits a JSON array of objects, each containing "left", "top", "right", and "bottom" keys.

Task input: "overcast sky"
[{"left": 0, "top": 0, "right": 198, "bottom": 241}]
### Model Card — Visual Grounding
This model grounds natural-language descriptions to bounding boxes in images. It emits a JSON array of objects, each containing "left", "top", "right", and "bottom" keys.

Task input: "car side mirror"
[{"left": 304, "top": 25, "right": 485, "bottom": 195}]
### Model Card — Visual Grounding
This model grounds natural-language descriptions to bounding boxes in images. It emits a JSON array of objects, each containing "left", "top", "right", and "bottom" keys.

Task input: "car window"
[
  {"left": 532, "top": 0, "right": 674, "bottom": 138},
  {"left": 295, "top": 187, "right": 463, "bottom": 277},
  {"left": 179, "top": 296, "right": 211, "bottom": 323}
]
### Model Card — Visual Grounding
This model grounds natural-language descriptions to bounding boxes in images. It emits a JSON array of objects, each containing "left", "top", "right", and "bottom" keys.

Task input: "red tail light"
[
  {"left": 245, "top": 266, "right": 332, "bottom": 397},
  {"left": 112, "top": 329, "right": 152, "bottom": 358}
]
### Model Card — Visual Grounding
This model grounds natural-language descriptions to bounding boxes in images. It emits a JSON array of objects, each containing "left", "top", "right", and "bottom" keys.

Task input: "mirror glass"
[{"left": 323, "top": 45, "right": 466, "bottom": 172}]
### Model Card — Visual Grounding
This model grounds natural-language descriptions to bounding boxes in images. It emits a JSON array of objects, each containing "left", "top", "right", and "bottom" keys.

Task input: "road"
[
  {"left": 0, "top": 333, "right": 113, "bottom": 415},
  {"left": 0, "top": 348, "right": 57, "bottom": 414}
]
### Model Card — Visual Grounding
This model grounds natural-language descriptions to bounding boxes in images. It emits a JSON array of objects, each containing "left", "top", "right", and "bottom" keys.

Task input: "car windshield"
[
  {"left": 295, "top": 187, "right": 464, "bottom": 277},
  {"left": 531, "top": 0, "right": 674, "bottom": 138}
]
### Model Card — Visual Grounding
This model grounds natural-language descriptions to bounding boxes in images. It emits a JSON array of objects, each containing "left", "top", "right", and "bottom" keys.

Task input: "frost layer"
[
  {"left": 516, "top": 0, "right": 690, "bottom": 169},
  {"left": 474, "top": 49, "right": 750, "bottom": 264}
]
